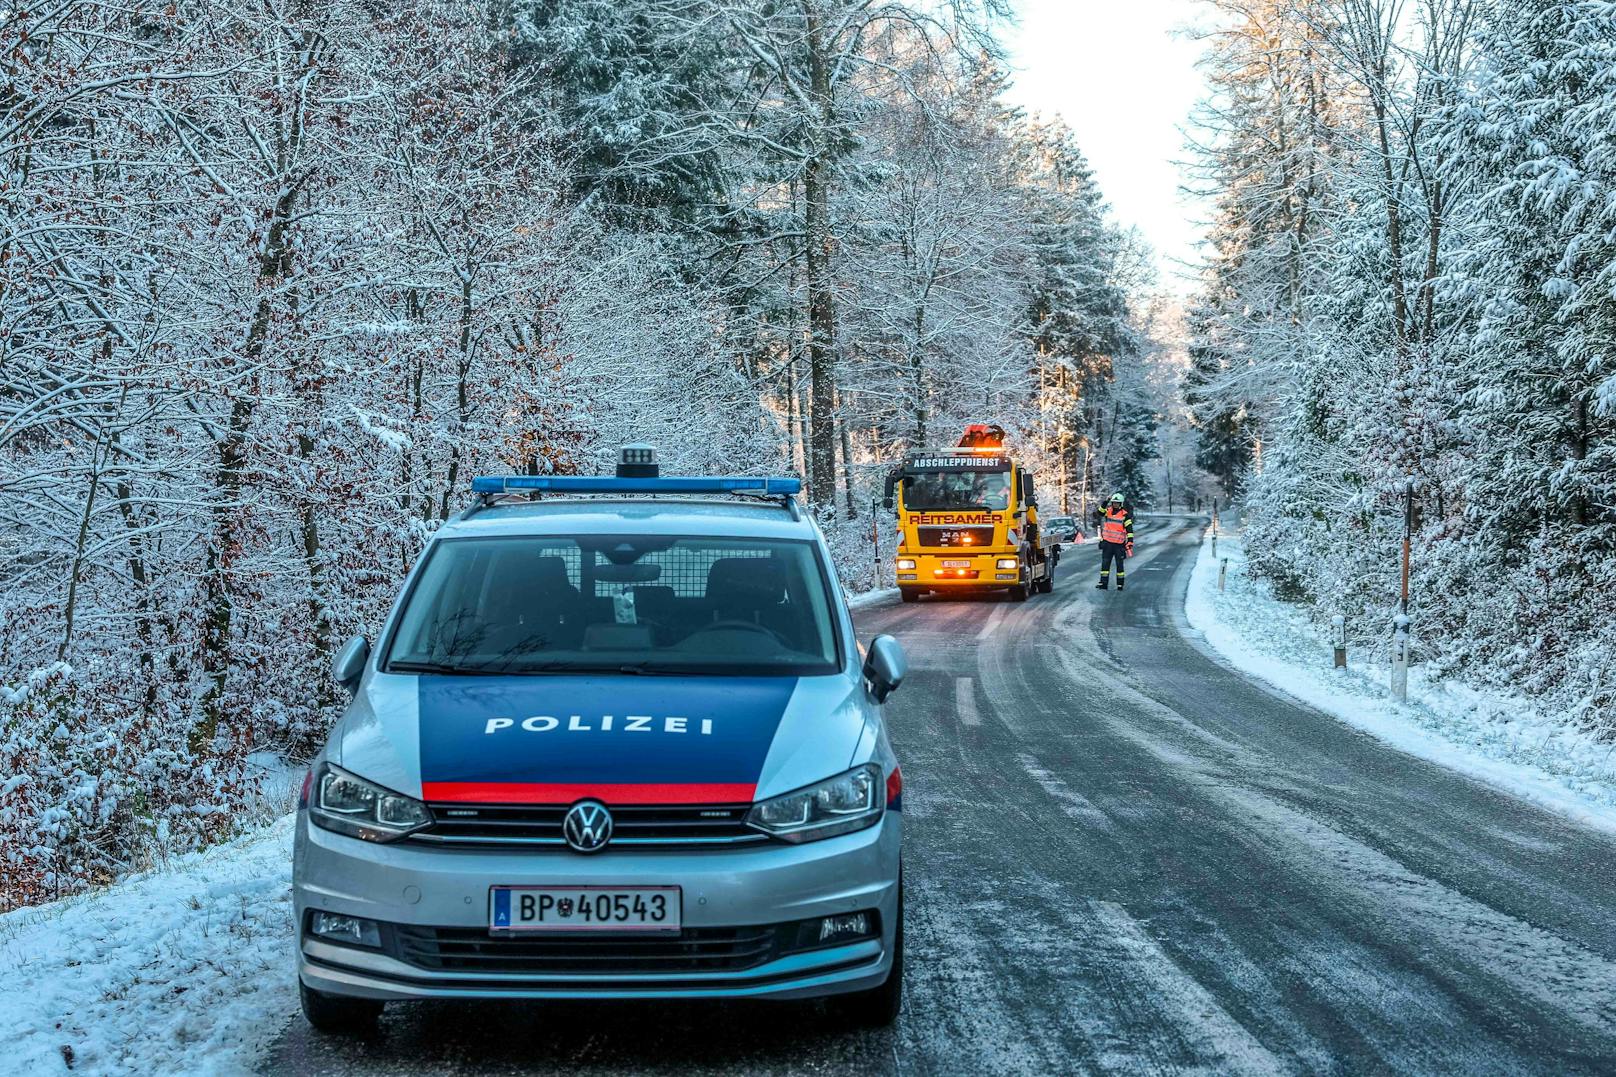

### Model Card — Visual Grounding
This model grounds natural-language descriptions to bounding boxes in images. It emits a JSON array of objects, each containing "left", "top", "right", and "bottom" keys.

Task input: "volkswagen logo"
[{"left": 562, "top": 800, "right": 613, "bottom": 853}]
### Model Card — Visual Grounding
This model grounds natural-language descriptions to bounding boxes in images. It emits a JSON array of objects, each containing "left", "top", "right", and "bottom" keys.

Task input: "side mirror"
[
  {"left": 881, "top": 496, "right": 894, "bottom": 510},
  {"left": 332, "top": 635, "right": 370, "bottom": 694},
  {"left": 862, "top": 634, "right": 907, "bottom": 703}
]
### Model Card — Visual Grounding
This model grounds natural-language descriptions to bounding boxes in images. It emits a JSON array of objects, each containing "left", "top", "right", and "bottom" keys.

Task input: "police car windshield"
[
  {"left": 385, "top": 536, "right": 839, "bottom": 676},
  {"left": 905, "top": 471, "right": 1009, "bottom": 511}
]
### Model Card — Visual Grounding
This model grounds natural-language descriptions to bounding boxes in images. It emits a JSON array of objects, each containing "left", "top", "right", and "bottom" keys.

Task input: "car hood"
[{"left": 332, "top": 671, "right": 872, "bottom": 805}]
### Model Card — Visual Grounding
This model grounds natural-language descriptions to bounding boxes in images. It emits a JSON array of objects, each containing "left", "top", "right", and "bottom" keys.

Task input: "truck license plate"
[{"left": 941, "top": 560, "right": 971, "bottom": 568}]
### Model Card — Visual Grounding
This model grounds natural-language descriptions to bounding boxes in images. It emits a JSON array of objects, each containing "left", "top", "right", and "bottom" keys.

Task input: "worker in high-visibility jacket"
[{"left": 1095, "top": 493, "right": 1135, "bottom": 590}]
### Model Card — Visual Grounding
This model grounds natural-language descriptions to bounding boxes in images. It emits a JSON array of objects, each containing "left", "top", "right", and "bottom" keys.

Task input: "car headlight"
[
  {"left": 996, "top": 558, "right": 1018, "bottom": 569},
  {"left": 308, "top": 763, "right": 432, "bottom": 843},
  {"left": 746, "top": 763, "right": 885, "bottom": 843},
  {"left": 897, "top": 558, "right": 916, "bottom": 570}
]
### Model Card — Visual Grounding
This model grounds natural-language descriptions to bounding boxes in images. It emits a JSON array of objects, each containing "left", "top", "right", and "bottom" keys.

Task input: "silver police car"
[{"left": 293, "top": 446, "right": 908, "bottom": 1032}]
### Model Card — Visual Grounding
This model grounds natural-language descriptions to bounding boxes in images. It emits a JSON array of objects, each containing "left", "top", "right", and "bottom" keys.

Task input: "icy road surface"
[{"left": 264, "top": 521, "right": 1616, "bottom": 1075}]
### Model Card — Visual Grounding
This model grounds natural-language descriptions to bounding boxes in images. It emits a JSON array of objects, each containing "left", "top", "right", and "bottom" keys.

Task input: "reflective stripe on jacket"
[{"left": 1099, "top": 509, "right": 1132, "bottom": 546}]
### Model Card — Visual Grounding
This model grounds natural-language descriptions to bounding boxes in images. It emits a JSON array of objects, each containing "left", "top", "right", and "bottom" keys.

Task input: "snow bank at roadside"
[
  {"left": 0, "top": 814, "right": 297, "bottom": 1075},
  {"left": 847, "top": 586, "right": 899, "bottom": 610},
  {"left": 1184, "top": 530, "right": 1616, "bottom": 834}
]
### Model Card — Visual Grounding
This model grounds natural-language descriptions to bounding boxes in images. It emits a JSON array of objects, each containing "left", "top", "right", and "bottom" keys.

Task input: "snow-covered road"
[
  {"left": 11, "top": 519, "right": 1616, "bottom": 1074},
  {"left": 262, "top": 520, "right": 1616, "bottom": 1073}
]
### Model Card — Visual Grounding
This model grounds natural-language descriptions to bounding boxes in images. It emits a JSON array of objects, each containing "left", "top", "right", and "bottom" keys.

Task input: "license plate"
[
  {"left": 941, "top": 559, "right": 971, "bottom": 568},
  {"left": 489, "top": 886, "right": 681, "bottom": 933}
]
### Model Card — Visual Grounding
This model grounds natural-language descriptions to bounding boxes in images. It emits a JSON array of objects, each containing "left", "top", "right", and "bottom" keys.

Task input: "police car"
[{"left": 293, "top": 446, "right": 908, "bottom": 1032}]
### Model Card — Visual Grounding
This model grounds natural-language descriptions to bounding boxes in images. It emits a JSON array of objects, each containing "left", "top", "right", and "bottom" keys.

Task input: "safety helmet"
[{"left": 1109, "top": 493, "right": 1125, "bottom": 504}]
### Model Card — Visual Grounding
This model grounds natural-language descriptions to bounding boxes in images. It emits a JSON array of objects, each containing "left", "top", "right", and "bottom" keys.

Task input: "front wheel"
[
  {"left": 899, "top": 587, "right": 921, "bottom": 604},
  {"left": 1008, "top": 583, "right": 1029, "bottom": 602},
  {"left": 300, "top": 981, "right": 383, "bottom": 1036}
]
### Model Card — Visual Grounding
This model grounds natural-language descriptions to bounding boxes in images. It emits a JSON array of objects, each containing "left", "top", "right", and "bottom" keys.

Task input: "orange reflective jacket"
[{"left": 1100, "top": 509, "right": 1130, "bottom": 545}]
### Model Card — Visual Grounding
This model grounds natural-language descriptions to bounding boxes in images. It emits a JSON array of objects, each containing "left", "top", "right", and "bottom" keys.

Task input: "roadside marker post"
[
  {"left": 1401, "top": 480, "right": 1413, "bottom": 616},
  {"left": 1333, "top": 615, "right": 1347, "bottom": 669},
  {"left": 1390, "top": 480, "right": 1414, "bottom": 700},
  {"left": 1390, "top": 614, "right": 1410, "bottom": 701},
  {"left": 1219, "top": 558, "right": 1228, "bottom": 592},
  {"left": 870, "top": 498, "right": 881, "bottom": 584}
]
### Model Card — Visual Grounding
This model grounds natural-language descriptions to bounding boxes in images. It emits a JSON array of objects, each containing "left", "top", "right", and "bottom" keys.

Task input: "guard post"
[
  {"left": 1332, "top": 615, "right": 1347, "bottom": 668},
  {"left": 1390, "top": 614, "right": 1410, "bottom": 701},
  {"left": 1401, "top": 480, "right": 1413, "bottom": 615},
  {"left": 870, "top": 498, "right": 881, "bottom": 583},
  {"left": 1219, "top": 558, "right": 1228, "bottom": 592}
]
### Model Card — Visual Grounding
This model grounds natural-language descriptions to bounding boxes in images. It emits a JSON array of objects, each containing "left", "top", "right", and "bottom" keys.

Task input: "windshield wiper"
[
  {"left": 512, "top": 661, "right": 682, "bottom": 676},
  {"left": 393, "top": 658, "right": 776, "bottom": 677},
  {"left": 386, "top": 660, "right": 499, "bottom": 676}
]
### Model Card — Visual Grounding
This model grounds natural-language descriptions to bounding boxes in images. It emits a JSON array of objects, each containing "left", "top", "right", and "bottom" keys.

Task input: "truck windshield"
[
  {"left": 384, "top": 536, "right": 839, "bottom": 676},
  {"left": 904, "top": 471, "right": 1010, "bottom": 511}
]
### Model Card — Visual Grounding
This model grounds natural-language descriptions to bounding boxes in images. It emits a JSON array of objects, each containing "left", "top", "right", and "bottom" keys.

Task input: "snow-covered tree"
[
  {"left": 1186, "top": 0, "right": 1616, "bottom": 724},
  {"left": 0, "top": 0, "right": 1149, "bottom": 909}
]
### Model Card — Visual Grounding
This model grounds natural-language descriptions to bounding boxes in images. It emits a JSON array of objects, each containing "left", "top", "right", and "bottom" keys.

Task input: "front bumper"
[
  {"left": 293, "top": 809, "right": 901, "bottom": 1001},
  {"left": 897, "top": 551, "right": 1022, "bottom": 590}
]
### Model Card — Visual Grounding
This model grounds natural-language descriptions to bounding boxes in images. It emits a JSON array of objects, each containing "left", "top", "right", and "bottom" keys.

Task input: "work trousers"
[{"left": 1099, "top": 541, "right": 1127, "bottom": 582}]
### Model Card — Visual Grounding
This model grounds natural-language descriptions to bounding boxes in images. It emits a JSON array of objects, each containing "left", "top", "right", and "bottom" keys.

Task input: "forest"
[
  {"left": 0, "top": 0, "right": 1164, "bottom": 905},
  {"left": 1185, "top": 0, "right": 1615, "bottom": 730}
]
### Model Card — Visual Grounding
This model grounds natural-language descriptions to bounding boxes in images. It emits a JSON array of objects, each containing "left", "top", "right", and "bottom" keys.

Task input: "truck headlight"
[
  {"left": 309, "top": 763, "right": 432, "bottom": 843},
  {"left": 746, "top": 763, "right": 884, "bottom": 843},
  {"left": 997, "top": 558, "right": 1018, "bottom": 569},
  {"left": 897, "top": 558, "right": 916, "bottom": 570}
]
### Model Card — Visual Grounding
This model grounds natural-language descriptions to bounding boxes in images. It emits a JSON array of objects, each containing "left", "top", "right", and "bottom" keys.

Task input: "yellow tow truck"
[{"left": 881, "top": 425, "right": 1056, "bottom": 603}]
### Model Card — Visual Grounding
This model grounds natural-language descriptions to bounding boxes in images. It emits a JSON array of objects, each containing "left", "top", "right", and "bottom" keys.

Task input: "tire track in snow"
[{"left": 1087, "top": 900, "right": 1283, "bottom": 1074}]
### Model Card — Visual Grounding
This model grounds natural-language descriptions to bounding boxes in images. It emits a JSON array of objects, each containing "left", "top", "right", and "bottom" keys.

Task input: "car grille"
[
  {"left": 412, "top": 803, "right": 764, "bottom": 847},
  {"left": 388, "top": 924, "right": 781, "bottom": 975},
  {"left": 916, "top": 526, "right": 994, "bottom": 547}
]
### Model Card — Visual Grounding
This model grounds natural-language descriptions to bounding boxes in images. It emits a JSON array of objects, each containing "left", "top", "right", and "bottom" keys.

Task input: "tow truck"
[{"left": 882, "top": 425, "right": 1055, "bottom": 603}]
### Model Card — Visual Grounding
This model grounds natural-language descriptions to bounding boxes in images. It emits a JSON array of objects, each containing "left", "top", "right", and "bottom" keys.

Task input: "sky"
[{"left": 1001, "top": 0, "right": 1213, "bottom": 293}]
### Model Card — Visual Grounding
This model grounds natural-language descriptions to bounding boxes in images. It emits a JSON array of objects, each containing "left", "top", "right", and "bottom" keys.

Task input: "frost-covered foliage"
[
  {"left": 0, "top": 0, "right": 1155, "bottom": 906},
  {"left": 1187, "top": 0, "right": 1616, "bottom": 726},
  {"left": 513, "top": 1, "right": 1156, "bottom": 516}
]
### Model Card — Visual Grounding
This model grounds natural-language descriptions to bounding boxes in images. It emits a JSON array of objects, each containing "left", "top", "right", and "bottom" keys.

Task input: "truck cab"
[{"left": 882, "top": 444, "right": 1055, "bottom": 603}]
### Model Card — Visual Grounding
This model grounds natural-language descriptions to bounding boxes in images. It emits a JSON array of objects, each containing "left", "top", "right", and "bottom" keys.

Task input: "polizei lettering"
[{"left": 483, "top": 715, "right": 715, "bottom": 736}]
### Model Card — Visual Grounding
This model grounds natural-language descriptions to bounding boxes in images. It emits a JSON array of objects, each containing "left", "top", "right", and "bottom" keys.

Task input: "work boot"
[
  {"left": 1117, "top": 581, "right": 1125, "bottom": 591},
  {"left": 1095, "top": 580, "right": 1109, "bottom": 590}
]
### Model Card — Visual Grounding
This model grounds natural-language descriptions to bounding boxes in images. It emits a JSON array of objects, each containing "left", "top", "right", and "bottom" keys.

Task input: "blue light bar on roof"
[{"left": 471, "top": 475, "right": 802, "bottom": 496}]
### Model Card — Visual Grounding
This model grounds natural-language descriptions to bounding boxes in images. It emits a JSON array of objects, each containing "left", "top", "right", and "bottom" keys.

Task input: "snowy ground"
[
  {"left": 845, "top": 586, "right": 899, "bottom": 609},
  {"left": 1184, "top": 527, "right": 1616, "bottom": 833},
  {"left": 0, "top": 815, "right": 298, "bottom": 1075}
]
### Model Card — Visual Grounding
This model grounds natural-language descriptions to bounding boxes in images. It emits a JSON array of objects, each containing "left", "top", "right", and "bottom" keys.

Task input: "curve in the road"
[{"left": 263, "top": 520, "right": 1616, "bottom": 1076}]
